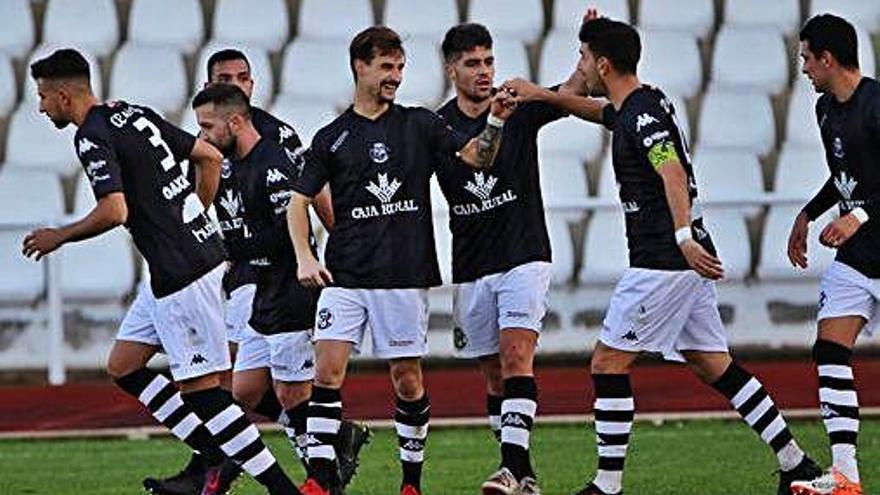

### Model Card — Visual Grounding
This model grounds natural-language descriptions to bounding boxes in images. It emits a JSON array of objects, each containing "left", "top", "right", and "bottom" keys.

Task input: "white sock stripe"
[
  {"left": 594, "top": 470, "right": 624, "bottom": 494},
  {"left": 598, "top": 444, "right": 628, "bottom": 458},
  {"left": 400, "top": 448, "right": 424, "bottom": 463},
  {"left": 743, "top": 397, "right": 774, "bottom": 426},
  {"left": 501, "top": 398, "right": 537, "bottom": 417},
  {"left": 170, "top": 412, "right": 201, "bottom": 440},
  {"left": 138, "top": 375, "right": 171, "bottom": 405},
  {"left": 759, "top": 415, "right": 786, "bottom": 444},
  {"left": 309, "top": 401, "right": 342, "bottom": 409},
  {"left": 307, "top": 417, "right": 341, "bottom": 434},
  {"left": 307, "top": 444, "right": 336, "bottom": 460},
  {"left": 222, "top": 424, "right": 261, "bottom": 456},
  {"left": 501, "top": 426, "right": 530, "bottom": 448},
  {"left": 283, "top": 427, "right": 297, "bottom": 439},
  {"left": 818, "top": 364, "right": 854, "bottom": 380},
  {"left": 825, "top": 417, "right": 860, "bottom": 433},
  {"left": 730, "top": 378, "right": 762, "bottom": 409},
  {"left": 831, "top": 444, "right": 860, "bottom": 483},
  {"left": 205, "top": 405, "right": 245, "bottom": 435},
  {"left": 596, "top": 421, "right": 633, "bottom": 435},
  {"left": 153, "top": 393, "right": 185, "bottom": 423},
  {"left": 595, "top": 397, "right": 635, "bottom": 411},
  {"left": 241, "top": 448, "right": 276, "bottom": 477},
  {"left": 819, "top": 388, "right": 859, "bottom": 407},
  {"left": 395, "top": 422, "right": 429, "bottom": 440}
]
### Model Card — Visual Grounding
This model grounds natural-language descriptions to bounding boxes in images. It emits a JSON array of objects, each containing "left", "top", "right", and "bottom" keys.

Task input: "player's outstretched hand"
[
  {"left": 679, "top": 239, "right": 724, "bottom": 280},
  {"left": 298, "top": 257, "right": 334, "bottom": 289},
  {"left": 501, "top": 78, "right": 544, "bottom": 102},
  {"left": 21, "top": 228, "right": 63, "bottom": 261},
  {"left": 490, "top": 88, "right": 518, "bottom": 120},
  {"left": 819, "top": 213, "right": 862, "bottom": 249},
  {"left": 787, "top": 211, "right": 809, "bottom": 269}
]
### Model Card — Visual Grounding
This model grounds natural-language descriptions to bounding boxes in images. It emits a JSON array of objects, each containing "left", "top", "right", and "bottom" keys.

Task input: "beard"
[
  {"left": 378, "top": 80, "right": 399, "bottom": 103},
  {"left": 50, "top": 116, "right": 71, "bottom": 129}
]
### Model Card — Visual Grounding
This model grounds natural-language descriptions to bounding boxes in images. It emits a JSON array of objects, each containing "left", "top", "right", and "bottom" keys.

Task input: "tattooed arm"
[{"left": 457, "top": 89, "right": 517, "bottom": 169}]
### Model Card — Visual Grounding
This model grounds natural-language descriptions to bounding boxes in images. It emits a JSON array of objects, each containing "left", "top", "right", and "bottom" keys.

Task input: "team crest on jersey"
[
  {"left": 453, "top": 327, "right": 468, "bottom": 350},
  {"left": 317, "top": 308, "right": 333, "bottom": 330},
  {"left": 833, "top": 137, "right": 845, "bottom": 159},
  {"left": 86, "top": 160, "right": 111, "bottom": 184},
  {"left": 369, "top": 142, "right": 390, "bottom": 164},
  {"left": 77, "top": 137, "right": 98, "bottom": 156},
  {"left": 635, "top": 113, "right": 659, "bottom": 132},
  {"left": 220, "top": 159, "right": 232, "bottom": 179}
]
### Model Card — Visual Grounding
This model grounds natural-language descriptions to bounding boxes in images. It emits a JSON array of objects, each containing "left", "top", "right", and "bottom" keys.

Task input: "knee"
[
  {"left": 500, "top": 344, "right": 534, "bottom": 376},
  {"left": 590, "top": 350, "right": 627, "bottom": 375},
  {"left": 106, "top": 356, "right": 137, "bottom": 381},
  {"left": 391, "top": 361, "right": 424, "bottom": 401},
  {"left": 232, "top": 385, "right": 263, "bottom": 411},
  {"left": 314, "top": 361, "right": 346, "bottom": 389},
  {"left": 275, "top": 382, "right": 312, "bottom": 408}
]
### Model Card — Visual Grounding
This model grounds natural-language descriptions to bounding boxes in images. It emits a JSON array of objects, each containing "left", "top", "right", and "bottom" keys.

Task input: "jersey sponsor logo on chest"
[
  {"left": 451, "top": 172, "right": 518, "bottom": 216},
  {"left": 352, "top": 172, "right": 419, "bottom": 219}
]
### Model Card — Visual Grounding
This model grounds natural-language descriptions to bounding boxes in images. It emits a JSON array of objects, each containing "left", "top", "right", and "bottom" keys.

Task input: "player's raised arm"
[
  {"left": 501, "top": 73, "right": 608, "bottom": 124},
  {"left": 456, "top": 88, "right": 518, "bottom": 169},
  {"left": 188, "top": 137, "right": 224, "bottom": 208}
]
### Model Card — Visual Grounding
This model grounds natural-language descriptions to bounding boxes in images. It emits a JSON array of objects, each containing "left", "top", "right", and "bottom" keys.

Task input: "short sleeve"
[
  {"left": 422, "top": 109, "right": 471, "bottom": 153},
  {"left": 152, "top": 112, "right": 197, "bottom": 162},
  {"left": 75, "top": 125, "right": 124, "bottom": 199},
  {"left": 601, "top": 104, "right": 617, "bottom": 130},
  {"left": 293, "top": 133, "right": 330, "bottom": 197},
  {"left": 630, "top": 102, "right": 680, "bottom": 170}
]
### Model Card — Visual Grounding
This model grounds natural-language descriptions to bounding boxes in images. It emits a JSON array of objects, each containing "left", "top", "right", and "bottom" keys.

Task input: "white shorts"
[
  {"left": 225, "top": 284, "right": 256, "bottom": 344},
  {"left": 313, "top": 288, "right": 429, "bottom": 359},
  {"left": 817, "top": 261, "right": 880, "bottom": 337},
  {"left": 116, "top": 264, "right": 232, "bottom": 381},
  {"left": 600, "top": 268, "right": 728, "bottom": 362},
  {"left": 233, "top": 326, "right": 316, "bottom": 382},
  {"left": 452, "top": 261, "right": 552, "bottom": 358}
]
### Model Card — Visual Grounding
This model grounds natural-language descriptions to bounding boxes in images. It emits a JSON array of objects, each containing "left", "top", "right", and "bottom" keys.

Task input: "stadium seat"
[
  {"left": 109, "top": 44, "right": 188, "bottom": 115},
  {"left": 269, "top": 98, "right": 339, "bottom": 147},
  {"left": 24, "top": 45, "right": 103, "bottom": 105},
  {"left": 194, "top": 43, "right": 274, "bottom": 109},
  {"left": 60, "top": 226, "right": 135, "bottom": 300},
  {"left": 547, "top": 212, "right": 579, "bottom": 285},
  {"left": 0, "top": 0, "right": 35, "bottom": 59},
  {"left": 579, "top": 208, "right": 628, "bottom": 285},
  {"left": 0, "top": 53, "right": 16, "bottom": 118},
  {"left": 298, "top": 0, "right": 373, "bottom": 41},
  {"left": 697, "top": 90, "right": 776, "bottom": 156},
  {"left": 785, "top": 79, "right": 822, "bottom": 147},
  {"left": 596, "top": 148, "right": 618, "bottom": 198},
  {"left": 639, "top": 30, "right": 702, "bottom": 98},
  {"left": 538, "top": 30, "right": 581, "bottom": 87},
  {"left": 0, "top": 170, "right": 63, "bottom": 224},
  {"left": 692, "top": 149, "right": 765, "bottom": 218},
  {"left": 491, "top": 37, "right": 532, "bottom": 84},
  {"left": 178, "top": 106, "right": 200, "bottom": 136},
  {"left": 42, "top": 0, "right": 119, "bottom": 58},
  {"left": 468, "top": 0, "right": 544, "bottom": 44},
  {"left": 666, "top": 93, "right": 693, "bottom": 144},
  {"left": 5, "top": 105, "right": 79, "bottom": 176},
  {"left": 711, "top": 28, "right": 788, "bottom": 95},
  {"left": 213, "top": 0, "right": 289, "bottom": 52},
  {"left": 774, "top": 145, "right": 829, "bottom": 198},
  {"left": 433, "top": 211, "right": 453, "bottom": 284},
  {"left": 383, "top": 0, "right": 459, "bottom": 39},
  {"left": 553, "top": 0, "right": 630, "bottom": 36},
  {"left": 279, "top": 39, "right": 353, "bottom": 107},
  {"left": 394, "top": 38, "right": 445, "bottom": 108},
  {"left": 810, "top": 0, "right": 880, "bottom": 33},
  {"left": 723, "top": 0, "right": 799, "bottom": 34},
  {"left": 757, "top": 206, "right": 837, "bottom": 280},
  {"left": 702, "top": 209, "right": 751, "bottom": 281},
  {"left": 0, "top": 230, "right": 44, "bottom": 303},
  {"left": 540, "top": 154, "right": 589, "bottom": 204},
  {"left": 638, "top": 0, "right": 715, "bottom": 39},
  {"left": 128, "top": 0, "right": 204, "bottom": 54},
  {"left": 538, "top": 116, "right": 605, "bottom": 164}
]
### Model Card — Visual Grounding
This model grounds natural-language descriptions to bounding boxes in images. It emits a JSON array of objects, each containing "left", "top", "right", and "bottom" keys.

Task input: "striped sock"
[
  {"left": 395, "top": 394, "right": 430, "bottom": 490},
  {"left": 253, "top": 388, "right": 283, "bottom": 420},
  {"left": 712, "top": 362, "right": 805, "bottom": 471},
  {"left": 500, "top": 377, "right": 537, "bottom": 480},
  {"left": 591, "top": 374, "right": 633, "bottom": 495},
  {"left": 487, "top": 394, "right": 503, "bottom": 442},
  {"left": 286, "top": 401, "right": 310, "bottom": 462},
  {"left": 815, "top": 339, "right": 860, "bottom": 483},
  {"left": 185, "top": 387, "right": 297, "bottom": 495},
  {"left": 307, "top": 386, "right": 342, "bottom": 489},
  {"left": 114, "top": 368, "right": 224, "bottom": 465}
]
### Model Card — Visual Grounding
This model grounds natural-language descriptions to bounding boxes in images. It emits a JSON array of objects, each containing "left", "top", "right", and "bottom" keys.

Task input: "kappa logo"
[
  {"left": 622, "top": 330, "right": 639, "bottom": 342},
  {"left": 402, "top": 440, "right": 424, "bottom": 451},
  {"left": 366, "top": 173, "right": 402, "bottom": 203},
  {"left": 278, "top": 125, "right": 295, "bottom": 143},
  {"left": 300, "top": 358, "right": 314, "bottom": 371},
  {"left": 219, "top": 189, "right": 241, "bottom": 218},
  {"left": 833, "top": 171, "right": 857, "bottom": 200},
  {"left": 369, "top": 142, "right": 390, "bottom": 164},
  {"left": 820, "top": 403, "right": 838, "bottom": 419},
  {"left": 464, "top": 172, "right": 498, "bottom": 201},
  {"left": 833, "top": 137, "right": 845, "bottom": 159},
  {"left": 317, "top": 308, "right": 333, "bottom": 330},
  {"left": 502, "top": 414, "right": 529, "bottom": 428},
  {"left": 77, "top": 137, "right": 98, "bottom": 156},
  {"left": 284, "top": 147, "right": 306, "bottom": 175},
  {"left": 266, "top": 168, "right": 288, "bottom": 184},
  {"left": 635, "top": 113, "right": 659, "bottom": 132},
  {"left": 190, "top": 354, "right": 208, "bottom": 365}
]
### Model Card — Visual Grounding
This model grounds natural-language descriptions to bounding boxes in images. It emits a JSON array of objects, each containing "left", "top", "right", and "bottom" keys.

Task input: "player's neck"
[
  {"left": 829, "top": 69, "right": 863, "bottom": 103},
  {"left": 607, "top": 74, "right": 641, "bottom": 110},
  {"left": 233, "top": 124, "right": 261, "bottom": 159},
  {"left": 72, "top": 95, "right": 100, "bottom": 127},
  {"left": 456, "top": 93, "right": 490, "bottom": 119},
  {"left": 353, "top": 91, "right": 390, "bottom": 120}
]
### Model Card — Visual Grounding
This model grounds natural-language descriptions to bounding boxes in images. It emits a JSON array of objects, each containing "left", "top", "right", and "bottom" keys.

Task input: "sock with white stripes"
[
  {"left": 113, "top": 368, "right": 224, "bottom": 465},
  {"left": 286, "top": 401, "right": 310, "bottom": 461},
  {"left": 712, "top": 362, "right": 805, "bottom": 471},
  {"left": 488, "top": 394, "right": 503, "bottom": 442},
  {"left": 591, "top": 374, "right": 633, "bottom": 495},
  {"left": 815, "top": 339, "right": 860, "bottom": 483},
  {"left": 184, "top": 387, "right": 298, "bottom": 495},
  {"left": 500, "top": 377, "right": 537, "bottom": 480},
  {"left": 395, "top": 394, "right": 430, "bottom": 490},
  {"left": 307, "top": 386, "right": 342, "bottom": 489}
]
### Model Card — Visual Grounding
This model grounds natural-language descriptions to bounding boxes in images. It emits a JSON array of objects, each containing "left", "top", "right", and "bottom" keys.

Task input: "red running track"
[{"left": 1, "top": 358, "right": 879, "bottom": 432}]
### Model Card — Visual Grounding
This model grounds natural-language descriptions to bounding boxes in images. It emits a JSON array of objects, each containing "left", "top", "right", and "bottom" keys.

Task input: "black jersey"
[
  {"left": 294, "top": 104, "right": 470, "bottom": 288},
  {"left": 216, "top": 107, "right": 305, "bottom": 296},
  {"left": 230, "top": 138, "right": 316, "bottom": 334},
  {"left": 76, "top": 101, "right": 225, "bottom": 298},
  {"left": 435, "top": 97, "right": 565, "bottom": 283},
  {"left": 803, "top": 77, "right": 880, "bottom": 278},
  {"left": 602, "top": 86, "right": 715, "bottom": 270}
]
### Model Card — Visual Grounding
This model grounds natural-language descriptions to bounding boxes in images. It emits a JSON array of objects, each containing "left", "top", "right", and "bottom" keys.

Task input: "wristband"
[
  {"left": 675, "top": 226, "right": 692, "bottom": 245},
  {"left": 851, "top": 207, "right": 869, "bottom": 224},
  {"left": 487, "top": 114, "right": 506, "bottom": 128}
]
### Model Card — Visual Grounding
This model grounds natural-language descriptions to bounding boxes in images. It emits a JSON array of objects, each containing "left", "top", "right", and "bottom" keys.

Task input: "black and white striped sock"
[
  {"left": 487, "top": 394, "right": 503, "bottom": 442},
  {"left": 815, "top": 339, "right": 860, "bottom": 483},
  {"left": 395, "top": 394, "right": 430, "bottom": 490},
  {"left": 591, "top": 374, "right": 633, "bottom": 495},
  {"left": 286, "top": 401, "right": 310, "bottom": 462},
  {"left": 307, "top": 386, "right": 342, "bottom": 489},
  {"left": 500, "top": 377, "right": 537, "bottom": 480},
  {"left": 114, "top": 368, "right": 224, "bottom": 465},
  {"left": 712, "top": 362, "right": 805, "bottom": 471}
]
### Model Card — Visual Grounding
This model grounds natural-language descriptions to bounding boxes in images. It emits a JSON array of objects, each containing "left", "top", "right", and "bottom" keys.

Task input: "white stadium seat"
[
  {"left": 702, "top": 209, "right": 751, "bottom": 281},
  {"left": 0, "top": 170, "right": 63, "bottom": 225},
  {"left": 810, "top": 0, "right": 880, "bottom": 33},
  {"left": 758, "top": 206, "right": 837, "bottom": 280},
  {"left": 0, "top": 230, "right": 45, "bottom": 303},
  {"left": 554, "top": 0, "right": 630, "bottom": 36},
  {"left": 596, "top": 149, "right": 617, "bottom": 198},
  {"left": 6, "top": 105, "right": 79, "bottom": 176},
  {"left": 580, "top": 209, "right": 628, "bottom": 285},
  {"left": 110, "top": 44, "right": 187, "bottom": 115},
  {"left": 60, "top": 226, "right": 135, "bottom": 300},
  {"left": 24, "top": 45, "right": 103, "bottom": 106},
  {"left": 639, "top": 30, "right": 702, "bottom": 98},
  {"left": 538, "top": 116, "right": 605, "bottom": 164},
  {"left": 0, "top": 0, "right": 35, "bottom": 59},
  {"left": 692, "top": 149, "right": 764, "bottom": 218},
  {"left": 639, "top": 0, "right": 715, "bottom": 39},
  {"left": 774, "top": 145, "right": 829, "bottom": 198},
  {"left": 194, "top": 43, "right": 274, "bottom": 109},
  {"left": 539, "top": 30, "right": 581, "bottom": 87},
  {"left": 394, "top": 38, "right": 445, "bottom": 108},
  {"left": 0, "top": 53, "right": 16, "bottom": 118},
  {"left": 73, "top": 172, "right": 96, "bottom": 214},
  {"left": 666, "top": 93, "right": 693, "bottom": 144},
  {"left": 491, "top": 37, "right": 532, "bottom": 84},
  {"left": 468, "top": 0, "right": 544, "bottom": 44},
  {"left": 298, "top": 0, "right": 373, "bottom": 41},
  {"left": 433, "top": 212, "right": 453, "bottom": 284},
  {"left": 540, "top": 154, "right": 589, "bottom": 204},
  {"left": 383, "top": 0, "right": 459, "bottom": 39},
  {"left": 711, "top": 28, "right": 788, "bottom": 95},
  {"left": 269, "top": 98, "right": 339, "bottom": 147},
  {"left": 280, "top": 39, "right": 353, "bottom": 107},
  {"left": 213, "top": 0, "right": 289, "bottom": 52},
  {"left": 547, "top": 212, "right": 579, "bottom": 285},
  {"left": 43, "top": 0, "right": 119, "bottom": 58},
  {"left": 128, "top": 0, "right": 204, "bottom": 54},
  {"left": 785, "top": 79, "right": 822, "bottom": 147},
  {"left": 724, "top": 0, "right": 800, "bottom": 34},
  {"left": 698, "top": 90, "right": 776, "bottom": 156},
  {"left": 178, "top": 107, "right": 200, "bottom": 136}
]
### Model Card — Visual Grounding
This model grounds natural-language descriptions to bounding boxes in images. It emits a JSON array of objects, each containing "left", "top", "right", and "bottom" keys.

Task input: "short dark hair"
[
  {"left": 349, "top": 26, "right": 405, "bottom": 80},
  {"left": 579, "top": 18, "right": 641, "bottom": 75},
  {"left": 192, "top": 83, "right": 251, "bottom": 118},
  {"left": 442, "top": 23, "right": 493, "bottom": 63},
  {"left": 206, "top": 49, "right": 251, "bottom": 80},
  {"left": 800, "top": 14, "right": 859, "bottom": 69},
  {"left": 30, "top": 48, "right": 91, "bottom": 82}
]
